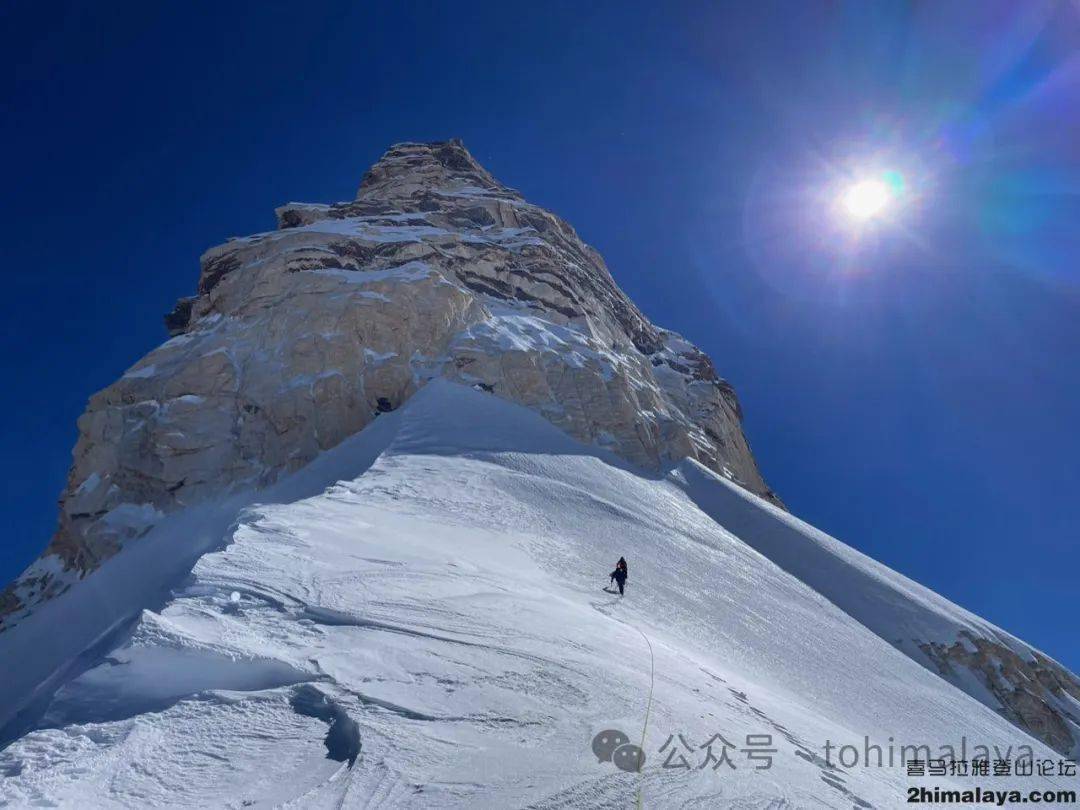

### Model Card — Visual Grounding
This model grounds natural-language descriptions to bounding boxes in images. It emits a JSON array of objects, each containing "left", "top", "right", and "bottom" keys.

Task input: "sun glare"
[{"left": 841, "top": 178, "right": 891, "bottom": 221}]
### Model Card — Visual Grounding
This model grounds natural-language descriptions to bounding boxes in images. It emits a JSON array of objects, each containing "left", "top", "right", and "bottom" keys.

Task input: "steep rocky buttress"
[{"left": 1, "top": 140, "right": 777, "bottom": 627}]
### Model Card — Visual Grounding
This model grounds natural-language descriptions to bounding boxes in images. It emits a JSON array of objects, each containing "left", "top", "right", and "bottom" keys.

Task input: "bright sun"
[{"left": 841, "top": 178, "right": 892, "bottom": 221}]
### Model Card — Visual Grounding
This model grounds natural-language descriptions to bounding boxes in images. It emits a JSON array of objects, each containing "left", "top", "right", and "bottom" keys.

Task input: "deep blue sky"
[{"left": 2, "top": 2, "right": 1077, "bottom": 669}]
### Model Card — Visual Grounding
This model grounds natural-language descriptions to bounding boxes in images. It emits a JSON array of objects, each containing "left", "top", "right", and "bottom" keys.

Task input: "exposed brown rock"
[{"left": 920, "top": 631, "right": 1080, "bottom": 755}]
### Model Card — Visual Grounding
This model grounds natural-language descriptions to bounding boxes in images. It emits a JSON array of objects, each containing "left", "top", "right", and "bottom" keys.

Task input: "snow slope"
[{"left": 1, "top": 382, "right": 1075, "bottom": 807}]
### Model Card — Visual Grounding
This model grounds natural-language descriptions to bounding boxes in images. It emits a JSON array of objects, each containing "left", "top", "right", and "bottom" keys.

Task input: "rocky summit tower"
[{"left": 2, "top": 140, "right": 777, "bottom": 628}]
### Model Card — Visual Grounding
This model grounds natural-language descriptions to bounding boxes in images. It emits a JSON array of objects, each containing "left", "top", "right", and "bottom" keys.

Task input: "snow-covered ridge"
[
  {"left": 0, "top": 382, "right": 1075, "bottom": 807},
  {"left": 1, "top": 139, "right": 776, "bottom": 632}
]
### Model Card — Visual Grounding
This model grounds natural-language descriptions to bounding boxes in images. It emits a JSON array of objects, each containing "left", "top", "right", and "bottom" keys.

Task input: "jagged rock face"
[
  {"left": 1, "top": 139, "right": 777, "bottom": 628},
  {"left": 920, "top": 632, "right": 1080, "bottom": 756}
]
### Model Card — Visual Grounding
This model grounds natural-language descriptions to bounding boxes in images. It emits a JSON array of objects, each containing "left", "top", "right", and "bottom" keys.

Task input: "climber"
[{"left": 609, "top": 556, "right": 628, "bottom": 596}]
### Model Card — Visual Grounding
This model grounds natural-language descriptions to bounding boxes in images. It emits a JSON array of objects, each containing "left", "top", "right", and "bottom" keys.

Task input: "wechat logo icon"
[{"left": 591, "top": 728, "right": 645, "bottom": 773}]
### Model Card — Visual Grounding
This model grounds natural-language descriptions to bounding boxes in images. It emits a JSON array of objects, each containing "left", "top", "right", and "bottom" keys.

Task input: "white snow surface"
[{"left": 1, "top": 382, "right": 1075, "bottom": 808}]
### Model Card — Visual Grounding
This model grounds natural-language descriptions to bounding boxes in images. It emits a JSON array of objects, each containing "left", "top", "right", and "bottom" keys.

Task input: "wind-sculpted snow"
[
  {"left": 1, "top": 139, "right": 776, "bottom": 631},
  {"left": 1, "top": 383, "right": 1076, "bottom": 807}
]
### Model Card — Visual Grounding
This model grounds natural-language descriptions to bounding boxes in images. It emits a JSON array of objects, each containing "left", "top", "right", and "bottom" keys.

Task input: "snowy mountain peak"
[
  {"left": 1, "top": 140, "right": 776, "bottom": 633},
  {"left": 2, "top": 144, "right": 1078, "bottom": 808}
]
